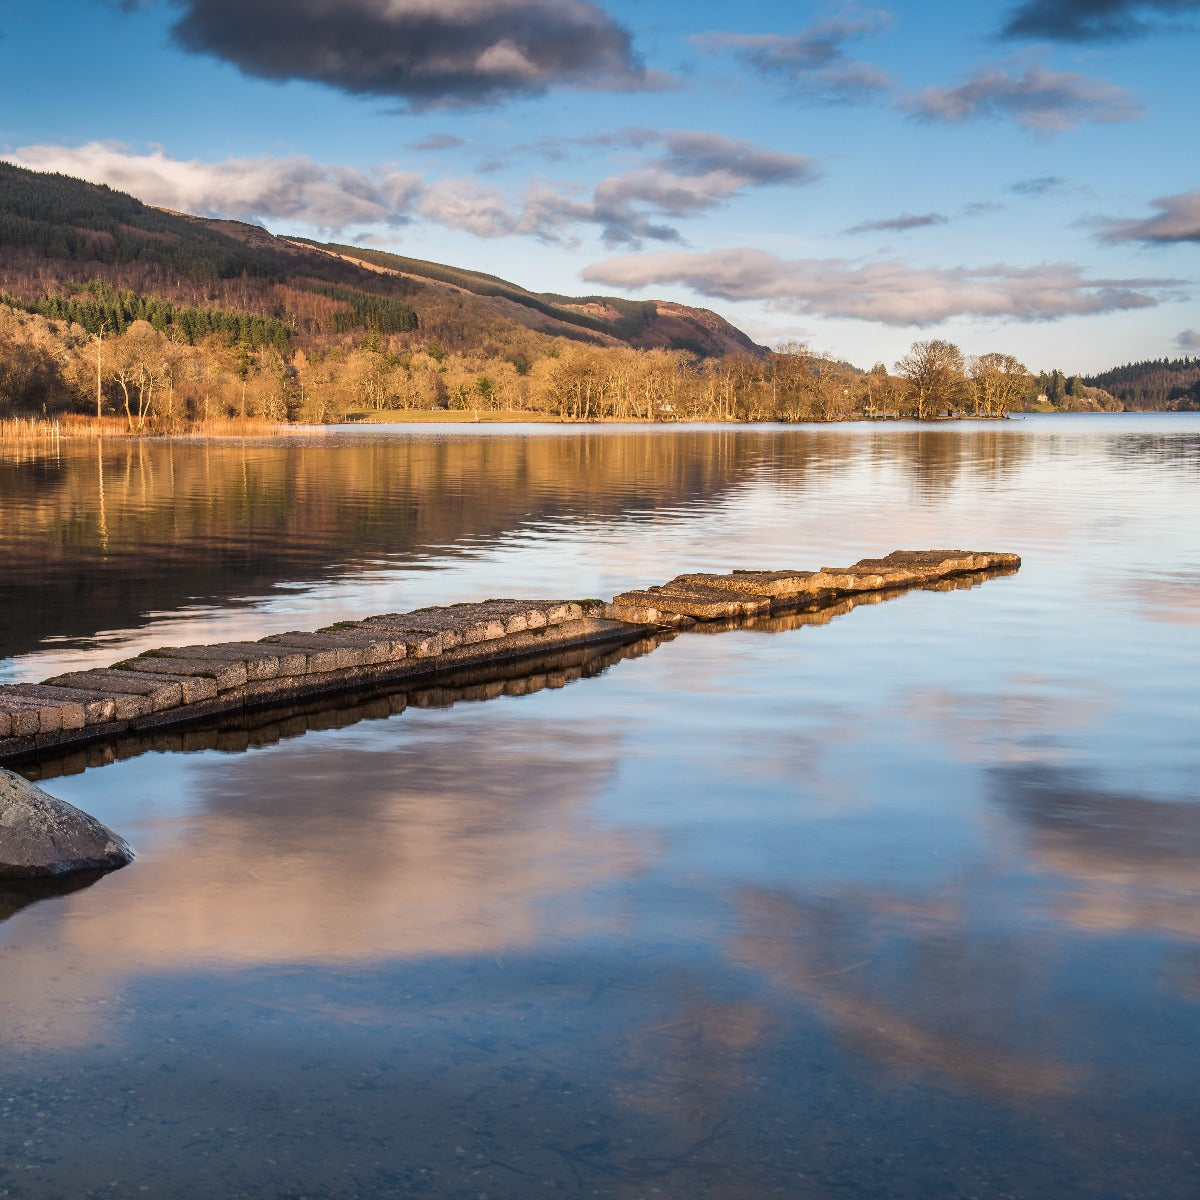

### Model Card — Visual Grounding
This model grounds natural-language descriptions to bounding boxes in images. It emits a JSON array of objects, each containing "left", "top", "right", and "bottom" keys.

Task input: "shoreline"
[{"left": 2, "top": 409, "right": 1149, "bottom": 444}]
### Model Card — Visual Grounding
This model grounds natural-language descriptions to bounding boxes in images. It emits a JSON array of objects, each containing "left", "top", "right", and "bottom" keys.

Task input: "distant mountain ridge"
[{"left": 0, "top": 161, "right": 764, "bottom": 359}]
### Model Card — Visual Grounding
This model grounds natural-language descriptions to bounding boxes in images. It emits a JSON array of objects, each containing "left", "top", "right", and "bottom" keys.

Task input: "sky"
[{"left": 0, "top": 0, "right": 1197, "bottom": 373}]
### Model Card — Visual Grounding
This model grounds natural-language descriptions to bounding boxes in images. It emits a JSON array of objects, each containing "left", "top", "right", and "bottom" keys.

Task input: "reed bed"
[{"left": 0, "top": 415, "right": 323, "bottom": 442}]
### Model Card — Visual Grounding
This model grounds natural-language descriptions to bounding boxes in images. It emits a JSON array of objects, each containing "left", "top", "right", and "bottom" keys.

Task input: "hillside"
[
  {"left": 287, "top": 238, "right": 763, "bottom": 358},
  {"left": 0, "top": 161, "right": 762, "bottom": 360},
  {"left": 1083, "top": 358, "right": 1200, "bottom": 411}
]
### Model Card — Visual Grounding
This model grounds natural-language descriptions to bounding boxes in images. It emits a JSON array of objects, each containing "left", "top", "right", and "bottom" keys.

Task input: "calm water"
[{"left": 1, "top": 416, "right": 1197, "bottom": 1199}]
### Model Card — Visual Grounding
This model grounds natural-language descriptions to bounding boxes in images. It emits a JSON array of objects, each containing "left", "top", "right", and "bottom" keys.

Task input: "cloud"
[
  {"left": 1000, "top": 0, "right": 1200, "bottom": 41},
  {"left": 1095, "top": 189, "right": 1200, "bottom": 243},
  {"left": 415, "top": 178, "right": 518, "bottom": 238},
  {"left": 697, "top": 11, "right": 894, "bottom": 104},
  {"left": 844, "top": 212, "right": 948, "bottom": 235},
  {"left": 656, "top": 131, "right": 817, "bottom": 185},
  {"left": 408, "top": 134, "right": 467, "bottom": 153},
  {"left": 582, "top": 248, "right": 1172, "bottom": 325},
  {"left": 963, "top": 201, "right": 1005, "bottom": 216},
  {"left": 1176, "top": 329, "right": 1200, "bottom": 350},
  {"left": 904, "top": 61, "right": 1143, "bottom": 132},
  {"left": 2, "top": 141, "right": 423, "bottom": 230},
  {"left": 419, "top": 129, "right": 818, "bottom": 246},
  {"left": 1009, "top": 174, "right": 1067, "bottom": 195},
  {"left": 500, "top": 130, "right": 820, "bottom": 246},
  {"left": 160, "top": 0, "right": 661, "bottom": 107},
  {"left": 2, "top": 134, "right": 816, "bottom": 248}
]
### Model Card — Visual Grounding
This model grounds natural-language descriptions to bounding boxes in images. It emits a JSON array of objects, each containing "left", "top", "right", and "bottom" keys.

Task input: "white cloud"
[
  {"left": 4, "top": 142, "right": 422, "bottom": 230},
  {"left": 582, "top": 248, "right": 1172, "bottom": 325}
]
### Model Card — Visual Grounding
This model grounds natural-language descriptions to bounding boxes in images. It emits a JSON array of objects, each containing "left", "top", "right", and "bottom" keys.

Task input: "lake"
[{"left": 1, "top": 415, "right": 1197, "bottom": 1199}]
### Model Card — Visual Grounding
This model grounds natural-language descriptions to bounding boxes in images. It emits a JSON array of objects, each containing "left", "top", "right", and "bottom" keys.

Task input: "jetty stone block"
[
  {"left": 354, "top": 617, "right": 448, "bottom": 658},
  {"left": 123, "top": 654, "right": 246, "bottom": 693},
  {"left": 0, "top": 707, "right": 41, "bottom": 738},
  {"left": 1, "top": 684, "right": 117, "bottom": 726},
  {"left": 257, "top": 636, "right": 350, "bottom": 673},
  {"left": 685, "top": 571, "right": 825, "bottom": 600},
  {"left": 144, "top": 642, "right": 303, "bottom": 681},
  {"left": 610, "top": 584, "right": 766, "bottom": 621},
  {"left": 43, "top": 670, "right": 185, "bottom": 715},
  {"left": 271, "top": 630, "right": 400, "bottom": 667},
  {"left": 0, "top": 690, "right": 87, "bottom": 733},
  {"left": 652, "top": 581, "right": 772, "bottom": 617}
]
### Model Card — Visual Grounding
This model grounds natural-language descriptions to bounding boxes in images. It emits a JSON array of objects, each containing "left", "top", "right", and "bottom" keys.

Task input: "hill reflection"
[{"left": 0, "top": 426, "right": 1037, "bottom": 661}]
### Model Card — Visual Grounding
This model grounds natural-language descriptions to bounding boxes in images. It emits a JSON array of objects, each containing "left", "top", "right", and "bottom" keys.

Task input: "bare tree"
[
  {"left": 969, "top": 352, "right": 1028, "bottom": 418},
  {"left": 110, "top": 321, "right": 167, "bottom": 432},
  {"left": 895, "top": 339, "right": 966, "bottom": 420}
]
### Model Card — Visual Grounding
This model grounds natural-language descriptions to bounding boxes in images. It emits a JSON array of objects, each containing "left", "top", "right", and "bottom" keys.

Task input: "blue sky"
[{"left": 1, "top": 0, "right": 1197, "bottom": 372}]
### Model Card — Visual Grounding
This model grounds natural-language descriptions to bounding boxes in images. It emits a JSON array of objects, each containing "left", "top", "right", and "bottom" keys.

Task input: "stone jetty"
[{"left": 0, "top": 550, "right": 1019, "bottom": 765}]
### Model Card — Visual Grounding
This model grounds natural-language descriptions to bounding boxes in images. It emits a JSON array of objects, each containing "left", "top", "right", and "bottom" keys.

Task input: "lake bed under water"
[{"left": 1, "top": 416, "right": 1197, "bottom": 1198}]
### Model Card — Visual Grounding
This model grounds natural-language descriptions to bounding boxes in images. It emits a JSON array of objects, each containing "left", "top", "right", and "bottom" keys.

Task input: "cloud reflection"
[
  {"left": 0, "top": 715, "right": 647, "bottom": 1048},
  {"left": 731, "top": 889, "right": 1083, "bottom": 1103},
  {"left": 992, "top": 764, "right": 1200, "bottom": 939}
]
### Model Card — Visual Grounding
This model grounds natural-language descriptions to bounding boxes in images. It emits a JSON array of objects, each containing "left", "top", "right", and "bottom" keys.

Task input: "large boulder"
[{"left": 0, "top": 767, "right": 134, "bottom": 879}]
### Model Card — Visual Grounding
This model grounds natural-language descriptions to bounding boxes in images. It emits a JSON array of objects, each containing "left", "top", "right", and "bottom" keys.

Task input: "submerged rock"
[{"left": 0, "top": 767, "right": 134, "bottom": 879}]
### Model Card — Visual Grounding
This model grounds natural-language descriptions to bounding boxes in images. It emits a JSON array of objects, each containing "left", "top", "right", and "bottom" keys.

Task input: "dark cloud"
[
  {"left": 657, "top": 131, "right": 817, "bottom": 185},
  {"left": 697, "top": 12, "right": 894, "bottom": 104},
  {"left": 904, "top": 61, "right": 1143, "bottom": 132},
  {"left": 1176, "top": 329, "right": 1200, "bottom": 350},
  {"left": 583, "top": 248, "right": 1173, "bottom": 325},
  {"left": 844, "top": 212, "right": 948, "bottom": 235},
  {"left": 1009, "top": 174, "right": 1067, "bottom": 195},
  {"left": 408, "top": 134, "right": 467, "bottom": 153},
  {"left": 163, "top": 0, "right": 661, "bottom": 108},
  {"left": 1000, "top": 0, "right": 1200, "bottom": 42},
  {"left": 1095, "top": 188, "right": 1200, "bottom": 243}
]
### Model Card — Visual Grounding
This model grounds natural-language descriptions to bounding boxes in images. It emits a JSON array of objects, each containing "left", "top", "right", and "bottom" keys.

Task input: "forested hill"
[
  {"left": 290, "top": 239, "right": 764, "bottom": 357},
  {"left": 1084, "top": 358, "right": 1200, "bottom": 410},
  {"left": 0, "top": 161, "right": 761, "bottom": 358}
]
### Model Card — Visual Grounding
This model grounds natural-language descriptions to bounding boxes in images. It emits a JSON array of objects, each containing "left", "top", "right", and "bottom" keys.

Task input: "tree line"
[
  {"left": 3, "top": 292, "right": 1124, "bottom": 431},
  {"left": 1083, "top": 357, "right": 1200, "bottom": 410}
]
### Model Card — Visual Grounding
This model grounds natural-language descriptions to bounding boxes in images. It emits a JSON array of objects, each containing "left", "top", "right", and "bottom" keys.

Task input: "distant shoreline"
[{"left": 4, "top": 409, "right": 1191, "bottom": 445}]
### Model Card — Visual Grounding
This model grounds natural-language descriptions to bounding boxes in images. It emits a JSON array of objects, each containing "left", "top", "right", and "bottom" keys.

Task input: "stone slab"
[
  {"left": 611, "top": 588, "right": 759, "bottom": 621},
  {"left": 42, "top": 671, "right": 181, "bottom": 715},
  {"left": 0, "top": 685, "right": 117, "bottom": 726},
  {"left": 120, "top": 654, "right": 247, "bottom": 693},
  {"left": 257, "top": 631, "right": 399, "bottom": 668},
  {"left": 142, "top": 642, "right": 305, "bottom": 681},
  {"left": 681, "top": 571, "right": 823, "bottom": 600},
  {"left": 651, "top": 581, "right": 772, "bottom": 616},
  {"left": 0, "top": 691, "right": 86, "bottom": 733}
]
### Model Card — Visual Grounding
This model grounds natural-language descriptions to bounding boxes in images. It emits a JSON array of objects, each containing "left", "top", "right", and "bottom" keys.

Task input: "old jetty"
[{"left": 0, "top": 550, "right": 1019, "bottom": 766}]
